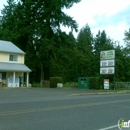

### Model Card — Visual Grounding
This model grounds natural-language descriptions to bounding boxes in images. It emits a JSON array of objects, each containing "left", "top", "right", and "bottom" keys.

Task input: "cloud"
[
  {"left": 116, "top": 5, "right": 130, "bottom": 25},
  {"left": 92, "top": 5, "right": 130, "bottom": 28},
  {"left": 59, "top": 0, "right": 130, "bottom": 46}
]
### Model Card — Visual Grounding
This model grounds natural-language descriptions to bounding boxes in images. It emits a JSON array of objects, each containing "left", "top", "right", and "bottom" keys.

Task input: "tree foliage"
[{"left": 124, "top": 29, "right": 130, "bottom": 48}]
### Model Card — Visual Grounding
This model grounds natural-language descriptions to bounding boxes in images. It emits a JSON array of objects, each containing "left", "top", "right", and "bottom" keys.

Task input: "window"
[{"left": 9, "top": 55, "right": 18, "bottom": 61}]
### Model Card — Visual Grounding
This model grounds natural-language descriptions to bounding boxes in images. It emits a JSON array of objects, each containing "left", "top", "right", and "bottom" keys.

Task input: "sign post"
[
  {"left": 100, "top": 50, "right": 115, "bottom": 89},
  {"left": 0, "top": 73, "right": 2, "bottom": 82}
]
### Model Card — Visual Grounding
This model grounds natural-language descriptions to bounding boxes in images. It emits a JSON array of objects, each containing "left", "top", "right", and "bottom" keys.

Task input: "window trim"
[{"left": 9, "top": 54, "right": 18, "bottom": 62}]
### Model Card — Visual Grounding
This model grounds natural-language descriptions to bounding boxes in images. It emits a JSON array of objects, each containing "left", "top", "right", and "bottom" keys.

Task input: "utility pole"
[
  {"left": 114, "top": 41, "right": 117, "bottom": 90},
  {"left": 41, "top": 64, "right": 44, "bottom": 87}
]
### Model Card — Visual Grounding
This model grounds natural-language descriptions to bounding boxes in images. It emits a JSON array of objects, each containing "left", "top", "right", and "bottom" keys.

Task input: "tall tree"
[
  {"left": 49, "top": 31, "right": 79, "bottom": 82},
  {"left": 1, "top": 0, "right": 81, "bottom": 83},
  {"left": 124, "top": 29, "right": 130, "bottom": 48},
  {"left": 115, "top": 45, "right": 126, "bottom": 81},
  {"left": 94, "top": 30, "right": 114, "bottom": 53},
  {"left": 77, "top": 24, "right": 94, "bottom": 76}
]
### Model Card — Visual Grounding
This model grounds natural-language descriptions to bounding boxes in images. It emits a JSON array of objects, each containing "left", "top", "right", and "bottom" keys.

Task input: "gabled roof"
[
  {"left": 0, "top": 62, "right": 31, "bottom": 72},
  {"left": 0, "top": 40, "right": 25, "bottom": 54}
]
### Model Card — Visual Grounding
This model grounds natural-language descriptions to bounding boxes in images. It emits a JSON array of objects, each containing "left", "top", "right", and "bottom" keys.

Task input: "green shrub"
[
  {"left": 89, "top": 77, "right": 100, "bottom": 89},
  {"left": 110, "top": 82, "right": 114, "bottom": 90},
  {"left": 50, "top": 77, "right": 63, "bottom": 88},
  {"left": 63, "top": 82, "right": 78, "bottom": 88},
  {"left": 32, "top": 82, "right": 41, "bottom": 87}
]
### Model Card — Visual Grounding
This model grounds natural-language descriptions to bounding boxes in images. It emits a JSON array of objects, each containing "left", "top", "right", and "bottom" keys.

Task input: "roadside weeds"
[{"left": 70, "top": 90, "right": 130, "bottom": 96}]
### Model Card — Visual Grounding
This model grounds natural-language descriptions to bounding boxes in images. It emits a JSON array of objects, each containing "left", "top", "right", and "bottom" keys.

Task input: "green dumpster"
[{"left": 78, "top": 77, "right": 89, "bottom": 89}]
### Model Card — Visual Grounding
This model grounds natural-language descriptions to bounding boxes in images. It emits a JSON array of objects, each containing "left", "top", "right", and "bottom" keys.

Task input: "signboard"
[
  {"left": 100, "top": 67, "right": 115, "bottom": 74},
  {"left": 100, "top": 50, "right": 115, "bottom": 60},
  {"left": 0, "top": 73, "right": 2, "bottom": 82},
  {"left": 100, "top": 59, "right": 115, "bottom": 67},
  {"left": 104, "top": 79, "right": 109, "bottom": 89}
]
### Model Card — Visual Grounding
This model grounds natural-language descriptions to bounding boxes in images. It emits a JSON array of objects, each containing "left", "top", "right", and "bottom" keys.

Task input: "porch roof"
[{"left": 0, "top": 62, "right": 31, "bottom": 72}]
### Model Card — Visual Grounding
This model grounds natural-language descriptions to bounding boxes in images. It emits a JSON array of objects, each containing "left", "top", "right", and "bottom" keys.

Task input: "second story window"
[{"left": 9, "top": 55, "right": 18, "bottom": 61}]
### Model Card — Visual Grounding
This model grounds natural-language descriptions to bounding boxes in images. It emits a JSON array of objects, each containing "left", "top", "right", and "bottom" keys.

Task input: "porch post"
[
  {"left": 21, "top": 72, "right": 24, "bottom": 87},
  {"left": 13, "top": 72, "right": 15, "bottom": 87},
  {"left": 26, "top": 72, "right": 29, "bottom": 87},
  {"left": 6, "top": 72, "right": 8, "bottom": 87}
]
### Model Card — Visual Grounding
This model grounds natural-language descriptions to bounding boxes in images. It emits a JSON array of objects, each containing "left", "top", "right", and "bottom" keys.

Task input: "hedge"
[
  {"left": 50, "top": 77, "right": 63, "bottom": 88},
  {"left": 89, "top": 77, "right": 100, "bottom": 89}
]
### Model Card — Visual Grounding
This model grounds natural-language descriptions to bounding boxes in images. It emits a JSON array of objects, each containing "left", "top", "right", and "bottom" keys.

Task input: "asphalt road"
[{"left": 0, "top": 88, "right": 130, "bottom": 130}]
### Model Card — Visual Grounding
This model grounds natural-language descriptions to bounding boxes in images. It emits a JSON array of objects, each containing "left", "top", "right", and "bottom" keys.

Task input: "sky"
[
  {"left": 62, "top": 0, "right": 130, "bottom": 46},
  {"left": 0, "top": 0, "right": 6, "bottom": 13},
  {"left": 0, "top": 0, "right": 130, "bottom": 46}
]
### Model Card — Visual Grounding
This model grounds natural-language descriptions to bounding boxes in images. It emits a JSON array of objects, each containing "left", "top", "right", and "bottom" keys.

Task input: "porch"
[
  {"left": 0, "top": 72, "right": 30, "bottom": 87},
  {"left": 0, "top": 62, "right": 31, "bottom": 87}
]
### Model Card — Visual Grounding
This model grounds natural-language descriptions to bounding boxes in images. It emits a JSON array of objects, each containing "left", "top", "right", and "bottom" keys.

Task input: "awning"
[{"left": 0, "top": 62, "right": 31, "bottom": 72}]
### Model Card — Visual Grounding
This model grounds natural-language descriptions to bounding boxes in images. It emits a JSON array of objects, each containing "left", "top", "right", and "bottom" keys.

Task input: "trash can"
[{"left": 78, "top": 77, "right": 89, "bottom": 89}]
